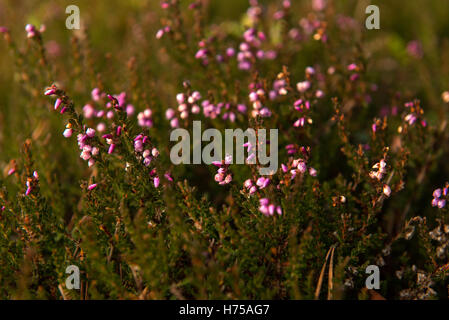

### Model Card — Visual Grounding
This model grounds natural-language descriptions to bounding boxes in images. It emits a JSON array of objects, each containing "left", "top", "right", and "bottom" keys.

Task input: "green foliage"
[{"left": 1, "top": 0, "right": 449, "bottom": 300}]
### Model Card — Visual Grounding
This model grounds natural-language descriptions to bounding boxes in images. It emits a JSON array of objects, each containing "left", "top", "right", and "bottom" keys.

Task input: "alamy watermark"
[
  {"left": 65, "top": 265, "right": 80, "bottom": 290},
  {"left": 365, "top": 5, "right": 380, "bottom": 30},
  {"left": 365, "top": 265, "right": 380, "bottom": 289},
  {"left": 170, "top": 121, "right": 278, "bottom": 175},
  {"left": 66, "top": 5, "right": 80, "bottom": 30}
]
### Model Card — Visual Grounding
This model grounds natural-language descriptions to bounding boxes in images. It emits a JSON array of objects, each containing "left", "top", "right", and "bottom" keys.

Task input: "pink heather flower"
[
  {"left": 276, "top": 206, "right": 283, "bottom": 215},
  {"left": 294, "top": 99, "right": 303, "bottom": 108},
  {"left": 195, "top": 48, "right": 208, "bottom": 59},
  {"left": 165, "top": 108, "right": 175, "bottom": 120},
  {"left": 438, "top": 199, "right": 446, "bottom": 209},
  {"left": 80, "top": 150, "right": 91, "bottom": 161},
  {"left": 405, "top": 114, "right": 417, "bottom": 125},
  {"left": 305, "top": 66, "right": 315, "bottom": 75},
  {"left": 297, "top": 161, "right": 307, "bottom": 173},
  {"left": 237, "top": 104, "right": 247, "bottom": 113},
  {"left": 244, "top": 179, "right": 253, "bottom": 189},
  {"left": 309, "top": 167, "right": 317, "bottom": 177},
  {"left": 191, "top": 105, "right": 200, "bottom": 114},
  {"left": 180, "top": 110, "right": 188, "bottom": 119},
  {"left": 432, "top": 198, "right": 439, "bottom": 207},
  {"left": 347, "top": 63, "right": 357, "bottom": 71},
  {"left": 25, "top": 24, "right": 37, "bottom": 38},
  {"left": 63, "top": 128, "right": 73, "bottom": 138},
  {"left": 154, "top": 176, "right": 160, "bottom": 188},
  {"left": 151, "top": 148, "right": 159, "bottom": 157},
  {"left": 249, "top": 92, "right": 258, "bottom": 102},
  {"left": 91, "top": 88, "right": 101, "bottom": 101},
  {"left": 296, "top": 81, "right": 311, "bottom": 92},
  {"left": 137, "top": 109, "right": 154, "bottom": 128},
  {"left": 156, "top": 29, "right": 165, "bottom": 39},
  {"left": 83, "top": 104, "right": 96, "bottom": 118},
  {"left": 215, "top": 173, "right": 224, "bottom": 182},
  {"left": 134, "top": 140, "right": 143, "bottom": 153},
  {"left": 170, "top": 118, "right": 179, "bottom": 128},
  {"left": 191, "top": 91, "right": 202, "bottom": 102},
  {"left": 88, "top": 183, "right": 97, "bottom": 190},
  {"left": 268, "top": 204, "right": 276, "bottom": 215},
  {"left": 286, "top": 144, "right": 297, "bottom": 155},
  {"left": 259, "top": 205, "right": 269, "bottom": 216},
  {"left": 281, "top": 164, "right": 288, "bottom": 173},
  {"left": 164, "top": 172, "right": 174, "bottom": 182},
  {"left": 290, "top": 169, "right": 297, "bottom": 180},
  {"left": 249, "top": 186, "right": 257, "bottom": 194},
  {"left": 223, "top": 174, "right": 233, "bottom": 184},
  {"left": 54, "top": 98, "right": 62, "bottom": 110},
  {"left": 106, "top": 110, "right": 114, "bottom": 119},
  {"left": 293, "top": 118, "right": 305, "bottom": 127},
  {"left": 259, "top": 198, "right": 269, "bottom": 206},
  {"left": 433, "top": 189, "right": 442, "bottom": 198},
  {"left": 97, "top": 122, "right": 106, "bottom": 132},
  {"left": 226, "top": 47, "right": 235, "bottom": 57},
  {"left": 176, "top": 93, "right": 185, "bottom": 104},
  {"left": 0, "top": 26, "right": 9, "bottom": 33},
  {"left": 88, "top": 159, "right": 95, "bottom": 167},
  {"left": 143, "top": 157, "right": 152, "bottom": 167},
  {"left": 108, "top": 144, "right": 116, "bottom": 154},
  {"left": 25, "top": 187, "right": 32, "bottom": 196},
  {"left": 406, "top": 40, "right": 423, "bottom": 59},
  {"left": 259, "top": 108, "right": 272, "bottom": 117},
  {"left": 86, "top": 128, "right": 96, "bottom": 138},
  {"left": 383, "top": 185, "right": 391, "bottom": 197},
  {"left": 44, "top": 88, "right": 56, "bottom": 96},
  {"left": 256, "top": 177, "right": 270, "bottom": 189},
  {"left": 7, "top": 168, "right": 15, "bottom": 176},
  {"left": 126, "top": 104, "right": 135, "bottom": 116},
  {"left": 312, "top": 0, "right": 326, "bottom": 11}
]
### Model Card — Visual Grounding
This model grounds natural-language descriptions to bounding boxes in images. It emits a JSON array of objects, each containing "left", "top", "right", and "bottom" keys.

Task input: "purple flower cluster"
[
  {"left": 25, "top": 24, "right": 44, "bottom": 39},
  {"left": 235, "top": 28, "right": 276, "bottom": 71},
  {"left": 25, "top": 171, "right": 39, "bottom": 196},
  {"left": 212, "top": 154, "right": 233, "bottom": 185},
  {"left": 432, "top": 187, "right": 447, "bottom": 209},
  {"left": 280, "top": 157, "right": 317, "bottom": 180},
  {"left": 258, "top": 198, "right": 282, "bottom": 217},
  {"left": 242, "top": 177, "right": 270, "bottom": 195},
  {"left": 78, "top": 128, "right": 100, "bottom": 167},
  {"left": 84, "top": 89, "right": 134, "bottom": 133},
  {"left": 137, "top": 109, "right": 154, "bottom": 128},
  {"left": 249, "top": 86, "right": 271, "bottom": 118},
  {"left": 166, "top": 89, "right": 247, "bottom": 126},
  {"left": 369, "top": 159, "right": 392, "bottom": 197},
  {"left": 133, "top": 134, "right": 159, "bottom": 168}
]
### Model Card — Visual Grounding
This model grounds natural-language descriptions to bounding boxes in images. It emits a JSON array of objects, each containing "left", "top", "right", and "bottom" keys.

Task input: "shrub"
[{"left": 0, "top": 0, "right": 449, "bottom": 299}]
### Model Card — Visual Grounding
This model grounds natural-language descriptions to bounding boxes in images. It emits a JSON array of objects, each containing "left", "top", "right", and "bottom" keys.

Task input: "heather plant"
[{"left": 1, "top": 0, "right": 449, "bottom": 300}]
